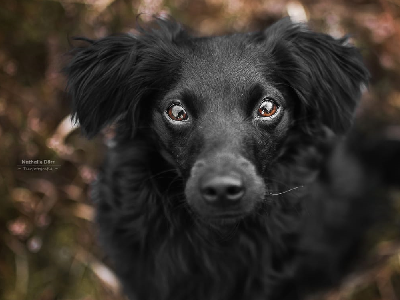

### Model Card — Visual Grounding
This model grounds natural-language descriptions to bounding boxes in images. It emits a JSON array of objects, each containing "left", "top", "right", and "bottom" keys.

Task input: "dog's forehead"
[{"left": 178, "top": 37, "right": 265, "bottom": 100}]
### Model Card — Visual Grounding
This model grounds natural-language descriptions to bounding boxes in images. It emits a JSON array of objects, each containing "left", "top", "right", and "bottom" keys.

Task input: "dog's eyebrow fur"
[
  {"left": 244, "top": 83, "right": 265, "bottom": 115},
  {"left": 177, "top": 89, "right": 203, "bottom": 117}
]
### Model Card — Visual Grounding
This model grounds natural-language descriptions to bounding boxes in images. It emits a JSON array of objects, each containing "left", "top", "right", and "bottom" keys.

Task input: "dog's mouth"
[{"left": 201, "top": 212, "right": 247, "bottom": 226}]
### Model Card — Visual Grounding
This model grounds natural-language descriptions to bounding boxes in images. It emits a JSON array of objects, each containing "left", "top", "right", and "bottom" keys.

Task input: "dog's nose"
[{"left": 200, "top": 174, "right": 245, "bottom": 205}]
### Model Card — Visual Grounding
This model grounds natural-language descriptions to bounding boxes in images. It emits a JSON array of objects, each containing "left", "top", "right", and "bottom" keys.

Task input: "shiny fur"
[{"left": 64, "top": 18, "right": 392, "bottom": 300}]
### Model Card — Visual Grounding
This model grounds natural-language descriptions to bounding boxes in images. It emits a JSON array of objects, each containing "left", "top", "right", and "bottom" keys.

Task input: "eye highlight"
[
  {"left": 257, "top": 98, "right": 281, "bottom": 119},
  {"left": 166, "top": 103, "right": 189, "bottom": 122}
]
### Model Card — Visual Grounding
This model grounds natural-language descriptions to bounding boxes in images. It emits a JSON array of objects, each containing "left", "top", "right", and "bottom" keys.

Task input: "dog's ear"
[
  {"left": 64, "top": 19, "right": 184, "bottom": 137},
  {"left": 64, "top": 34, "right": 139, "bottom": 137},
  {"left": 263, "top": 18, "right": 369, "bottom": 134}
]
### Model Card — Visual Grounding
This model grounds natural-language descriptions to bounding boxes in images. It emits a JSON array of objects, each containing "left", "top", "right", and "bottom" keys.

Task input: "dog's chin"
[
  {"left": 196, "top": 211, "right": 249, "bottom": 228},
  {"left": 209, "top": 215, "right": 244, "bottom": 225}
]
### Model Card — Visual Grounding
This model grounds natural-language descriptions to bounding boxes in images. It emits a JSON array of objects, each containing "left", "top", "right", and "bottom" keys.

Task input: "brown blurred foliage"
[{"left": 0, "top": 0, "right": 400, "bottom": 299}]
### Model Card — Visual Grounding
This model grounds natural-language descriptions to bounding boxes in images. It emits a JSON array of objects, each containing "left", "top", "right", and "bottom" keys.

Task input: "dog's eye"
[
  {"left": 257, "top": 98, "right": 280, "bottom": 119},
  {"left": 166, "top": 103, "right": 189, "bottom": 122}
]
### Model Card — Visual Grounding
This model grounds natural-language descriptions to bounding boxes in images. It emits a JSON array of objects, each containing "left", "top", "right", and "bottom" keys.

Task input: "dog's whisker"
[
  {"left": 165, "top": 174, "right": 184, "bottom": 196},
  {"left": 267, "top": 185, "right": 305, "bottom": 196},
  {"left": 169, "top": 194, "right": 188, "bottom": 211}
]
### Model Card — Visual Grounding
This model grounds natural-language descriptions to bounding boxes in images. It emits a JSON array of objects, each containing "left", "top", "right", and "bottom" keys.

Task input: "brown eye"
[
  {"left": 166, "top": 103, "right": 188, "bottom": 122},
  {"left": 257, "top": 98, "right": 280, "bottom": 119}
]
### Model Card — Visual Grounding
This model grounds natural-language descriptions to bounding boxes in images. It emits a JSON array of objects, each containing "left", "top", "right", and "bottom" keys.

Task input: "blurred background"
[{"left": 1, "top": 0, "right": 400, "bottom": 299}]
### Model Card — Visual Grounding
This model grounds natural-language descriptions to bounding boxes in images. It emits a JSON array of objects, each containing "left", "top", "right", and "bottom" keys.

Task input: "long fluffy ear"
[
  {"left": 262, "top": 18, "right": 369, "bottom": 134},
  {"left": 64, "top": 18, "right": 185, "bottom": 137},
  {"left": 64, "top": 34, "right": 139, "bottom": 137}
]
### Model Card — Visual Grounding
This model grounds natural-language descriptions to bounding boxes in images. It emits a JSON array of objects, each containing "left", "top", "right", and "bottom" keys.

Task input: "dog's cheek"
[
  {"left": 257, "top": 142, "right": 277, "bottom": 177},
  {"left": 244, "top": 129, "right": 276, "bottom": 176},
  {"left": 173, "top": 130, "right": 207, "bottom": 179},
  {"left": 150, "top": 112, "right": 192, "bottom": 175},
  {"left": 167, "top": 144, "right": 196, "bottom": 178},
  {"left": 159, "top": 141, "right": 193, "bottom": 177},
  {"left": 252, "top": 114, "right": 291, "bottom": 175}
]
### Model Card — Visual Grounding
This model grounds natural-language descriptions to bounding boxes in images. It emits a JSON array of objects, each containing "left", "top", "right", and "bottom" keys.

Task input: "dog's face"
[
  {"left": 65, "top": 18, "right": 369, "bottom": 224},
  {"left": 151, "top": 38, "right": 292, "bottom": 221}
]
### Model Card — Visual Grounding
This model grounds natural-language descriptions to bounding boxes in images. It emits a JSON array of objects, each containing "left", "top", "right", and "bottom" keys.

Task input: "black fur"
[{"left": 64, "top": 18, "right": 397, "bottom": 300}]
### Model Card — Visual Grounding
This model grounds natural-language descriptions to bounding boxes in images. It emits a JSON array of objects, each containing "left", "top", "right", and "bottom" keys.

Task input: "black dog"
[{"left": 64, "top": 18, "right": 397, "bottom": 300}]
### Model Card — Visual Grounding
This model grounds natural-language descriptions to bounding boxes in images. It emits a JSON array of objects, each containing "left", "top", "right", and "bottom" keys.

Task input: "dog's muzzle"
[{"left": 185, "top": 153, "right": 265, "bottom": 220}]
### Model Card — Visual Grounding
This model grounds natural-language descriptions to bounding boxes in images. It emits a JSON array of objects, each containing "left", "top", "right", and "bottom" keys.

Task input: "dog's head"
[{"left": 65, "top": 18, "right": 368, "bottom": 225}]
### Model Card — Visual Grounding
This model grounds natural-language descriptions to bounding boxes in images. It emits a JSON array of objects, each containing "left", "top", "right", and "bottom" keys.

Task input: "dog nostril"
[
  {"left": 202, "top": 187, "right": 218, "bottom": 202},
  {"left": 200, "top": 175, "right": 245, "bottom": 204},
  {"left": 226, "top": 186, "right": 244, "bottom": 200}
]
